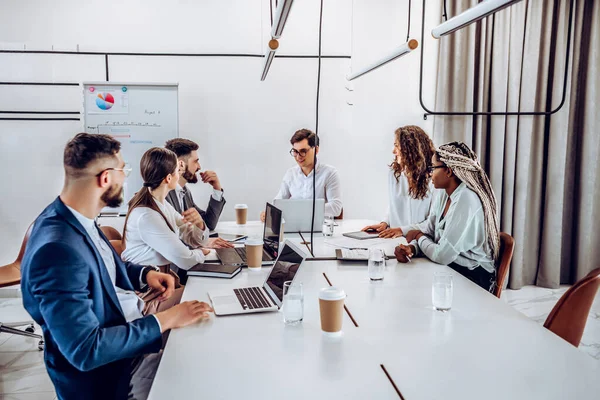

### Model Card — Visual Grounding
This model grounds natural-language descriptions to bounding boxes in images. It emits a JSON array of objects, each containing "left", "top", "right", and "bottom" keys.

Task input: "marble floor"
[{"left": 1, "top": 285, "right": 599, "bottom": 399}]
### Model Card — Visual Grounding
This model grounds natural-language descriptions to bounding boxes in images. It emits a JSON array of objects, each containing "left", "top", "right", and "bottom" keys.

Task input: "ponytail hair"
[{"left": 122, "top": 147, "right": 179, "bottom": 244}]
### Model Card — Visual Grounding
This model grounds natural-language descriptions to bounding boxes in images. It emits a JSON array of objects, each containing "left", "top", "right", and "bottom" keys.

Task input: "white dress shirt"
[
  {"left": 382, "top": 170, "right": 435, "bottom": 228},
  {"left": 122, "top": 198, "right": 209, "bottom": 270},
  {"left": 175, "top": 183, "right": 223, "bottom": 211},
  {"left": 401, "top": 182, "right": 495, "bottom": 273},
  {"left": 66, "top": 206, "right": 145, "bottom": 323},
  {"left": 274, "top": 161, "right": 343, "bottom": 217}
]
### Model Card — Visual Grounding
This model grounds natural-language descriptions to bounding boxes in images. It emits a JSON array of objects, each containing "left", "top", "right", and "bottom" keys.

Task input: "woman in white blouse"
[
  {"left": 362, "top": 125, "right": 436, "bottom": 238},
  {"left": 122, "top": 147, "right": 210, "bottom": 283},
  {"left": 394, "top": 141, "right": 501, "bottom": 292}
]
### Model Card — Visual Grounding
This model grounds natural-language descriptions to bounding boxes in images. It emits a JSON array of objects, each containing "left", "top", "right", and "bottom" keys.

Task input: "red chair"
[
  {"left": 493, "top": 232, "right": 515, "bottom": 298},
  {"left": 543, "top": 267, "right": 600, "bottom": 347}
]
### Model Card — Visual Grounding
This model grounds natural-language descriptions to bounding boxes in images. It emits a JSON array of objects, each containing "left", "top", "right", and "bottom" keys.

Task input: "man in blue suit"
[{"left": 21, "top": 133, "right": 213, "bottom": 400}]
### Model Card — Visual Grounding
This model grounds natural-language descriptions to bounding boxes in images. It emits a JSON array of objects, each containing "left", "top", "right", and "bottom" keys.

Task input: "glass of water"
[
  {"left": 368, "top": 248, "right": 385, "bottom": 281},
  {"left": 283, "top": 281, "right": 303, "bottom": 325},
  {"left": 432, "top": 272, "right": 453, "bottom": 311},
  {"left": 322, "top": 214, "right": 334, "bottom": 237}
]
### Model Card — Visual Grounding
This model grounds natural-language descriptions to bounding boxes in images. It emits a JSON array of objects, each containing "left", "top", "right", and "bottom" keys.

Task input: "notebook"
[
  {"left": 335, "top": 248, "right": 393, "bottom": 261},
  {"left": 187, "top": 263, "right": 242, "bottom": 279},
  {"left": 335, "top": 248, "right": 370, "bottom": 261}
]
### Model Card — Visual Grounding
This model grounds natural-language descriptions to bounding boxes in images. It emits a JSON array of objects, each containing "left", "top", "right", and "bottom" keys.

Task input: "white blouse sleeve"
[
  {"left": 382, "top": 205, "right": 391, "bottom": 226},
  {"left": 324, "top": 168, "right": 343, "bottom": 217},
  {"left": 167, "top": 202, "right": 209, "bottom": 249},
  {"left": 400, "top": 197, "right": 438, "bottom": 236},
  {"left": 275, "top": 169, "right": 292, "bottom": 200},
  {"left": 136, "top": 210, "right": 206, "bottom": 270}
]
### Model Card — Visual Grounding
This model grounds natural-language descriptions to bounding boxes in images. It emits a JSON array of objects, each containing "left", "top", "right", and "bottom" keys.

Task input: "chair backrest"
[
  {"left": 16, "top": 222, "right": 35, "bottom": 267},
  {"left": 493, "top": 232, "right": 515, "bottom": 298},
  {"left": 543, "top": 267, "right": 600, "bottom": 347},
  {"left": 109, "top": 240, "right": 125, "bottom": 257},
  {"left": 0, "top": 222, "right": 35, "bottom": 288},
  {"left": 100, "top": 225, "right": 122, "bottom": 241}
]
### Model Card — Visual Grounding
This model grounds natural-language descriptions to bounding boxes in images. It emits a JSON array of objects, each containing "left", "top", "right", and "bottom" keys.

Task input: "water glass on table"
[
  {"left": 283, "top": 281, "right": 304, "bottom": 325},
  {"left": 368, "top": 248, "right": 385, "bottom": 281},
  {"left": 322, "top": 214, "right": 334, "bottom": 237},
  {"left": 432, "top": 272, "right": 453, "bottom": 311}
]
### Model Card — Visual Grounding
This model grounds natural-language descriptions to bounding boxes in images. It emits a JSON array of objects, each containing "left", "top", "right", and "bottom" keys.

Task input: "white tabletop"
[
  {"left": 289, "top": 219, "right": 407, "bottom": 259},
  {"left": 318, "top": 259, "right": 600, "bottom": 399},
  {"left": 149, "top": 220, "right": 600, "bottom": 400},
  {"left": 149, "top": 262, "right": 399, "bottom": 400}
]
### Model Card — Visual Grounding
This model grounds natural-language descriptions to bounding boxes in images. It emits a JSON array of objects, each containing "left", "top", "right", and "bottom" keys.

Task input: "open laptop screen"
[
  {"left": 263, "top": 203, "right": 282, "bottom": 258},
  {"left": 263, "top": 243, "right": 305, "bottom": 306}
]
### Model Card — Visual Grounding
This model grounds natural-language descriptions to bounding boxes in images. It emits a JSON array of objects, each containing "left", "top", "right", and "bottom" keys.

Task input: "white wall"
[{"left": 0, "top": 0, "right": 441, "bottom": 264}]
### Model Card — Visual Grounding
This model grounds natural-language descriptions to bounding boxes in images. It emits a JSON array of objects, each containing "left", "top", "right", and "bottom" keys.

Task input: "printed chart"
[{"left": 95, "top": 92, "right": 115, "bottom": 110}]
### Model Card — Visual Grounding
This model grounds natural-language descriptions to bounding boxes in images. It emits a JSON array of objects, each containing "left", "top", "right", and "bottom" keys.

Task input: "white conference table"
[{"left": 148, "top": 220, "right": 600, "bottom": 400}]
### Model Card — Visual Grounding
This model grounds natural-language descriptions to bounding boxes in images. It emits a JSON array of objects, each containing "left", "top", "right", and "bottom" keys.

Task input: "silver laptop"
[
  {"left": 215, "top": 202, "right": 283, "bottom": 267},
  {"left": 208, "top": 240, "right": 308, "bottom": 316},
  {"left": 273, "top": 198, "right": 325, "bottom": 233}
]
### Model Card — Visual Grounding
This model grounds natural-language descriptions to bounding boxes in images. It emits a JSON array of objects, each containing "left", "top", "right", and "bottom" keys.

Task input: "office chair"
[{"left": 0, "top": 223, "right": 44, "bottom": 350}]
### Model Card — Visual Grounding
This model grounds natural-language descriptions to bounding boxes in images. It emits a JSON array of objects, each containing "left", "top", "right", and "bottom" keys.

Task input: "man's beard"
[
  {"left": 101, "top": 184, "right": 124, "bottom": 208},
  {"left": 182, "top": 165, "right": 198, "bottom": 184}
]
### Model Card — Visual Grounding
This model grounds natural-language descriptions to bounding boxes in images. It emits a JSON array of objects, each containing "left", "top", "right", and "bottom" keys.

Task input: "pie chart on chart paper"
[{"left": 96, "top": 93, "right": 115, "bottom": 110}]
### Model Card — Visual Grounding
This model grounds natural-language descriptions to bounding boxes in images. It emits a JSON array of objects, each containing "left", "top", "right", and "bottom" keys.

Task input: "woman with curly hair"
[
  {"left": 394, "top": 141, "right": 500, "bottom": 292},
  {"left": 362, "top": 125, "right": 436, "bottom": 238}
]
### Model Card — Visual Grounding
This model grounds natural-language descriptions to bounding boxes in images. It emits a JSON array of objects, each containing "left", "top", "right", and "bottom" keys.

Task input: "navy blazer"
[{"left": 21, "top": 197, "right": 162, "bottom": 400}]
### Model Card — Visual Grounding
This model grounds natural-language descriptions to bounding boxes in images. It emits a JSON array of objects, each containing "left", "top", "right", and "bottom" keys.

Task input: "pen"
[{"left": 350, "top": 247, "right": 368, "bottom": 250}]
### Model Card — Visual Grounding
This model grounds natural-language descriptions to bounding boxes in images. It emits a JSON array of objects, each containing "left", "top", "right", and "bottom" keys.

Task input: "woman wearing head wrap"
[{"left": 395, "top": 141, "right": 500, "bottom": 292}]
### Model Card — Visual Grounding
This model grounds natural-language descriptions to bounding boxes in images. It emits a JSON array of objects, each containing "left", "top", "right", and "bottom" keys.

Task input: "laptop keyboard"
[{"left": 233, "top": 287, "right": 272, "bottom": 310}]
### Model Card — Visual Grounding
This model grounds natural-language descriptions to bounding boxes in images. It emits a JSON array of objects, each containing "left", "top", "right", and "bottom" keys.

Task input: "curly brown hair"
[{"left": 389, "top": 125, "right": 435, "bottom": 200}]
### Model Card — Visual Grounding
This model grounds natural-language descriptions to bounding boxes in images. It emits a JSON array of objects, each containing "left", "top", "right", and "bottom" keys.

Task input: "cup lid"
[
  {"left": 319, "top": 286, "right": 346, "bottom": 301},
  {"left": 234, "top": 204, "right": 248, "bottom": 209},
  {"left": 245, "top": 238, "right": 263, "bottom": 246}
]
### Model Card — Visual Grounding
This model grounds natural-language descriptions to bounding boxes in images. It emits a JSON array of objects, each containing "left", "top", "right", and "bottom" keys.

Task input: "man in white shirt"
[
  {"left": 165, "top": 138, "right": 226, "bottom": 231},
  {"left": 262, "top": 128, "right": 343, "bottom": 220},
  {"left": 21, "top": 133, "right": 213, "bottom": 400}
]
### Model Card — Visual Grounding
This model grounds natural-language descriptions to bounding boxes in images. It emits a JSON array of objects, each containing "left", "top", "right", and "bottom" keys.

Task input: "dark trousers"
[{"left": 449, "top": 262, "right": 496, "bottom": 293}]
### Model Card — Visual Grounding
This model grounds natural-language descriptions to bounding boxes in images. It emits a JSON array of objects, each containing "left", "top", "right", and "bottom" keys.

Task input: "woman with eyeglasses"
[
  {"left": 260, "top": 128, "right": 342, "bottom": 221},
  {"left": 122, "top": 148, "right": 211, "bottom": 283},
  {"left": 394, "top": 141, "right": 500, "bottom": 292},
  {"left": 362, "top": 125, "right": 436, "bottom": 238}
]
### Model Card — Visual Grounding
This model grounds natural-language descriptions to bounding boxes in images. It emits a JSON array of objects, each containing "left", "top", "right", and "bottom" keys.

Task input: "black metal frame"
[
  {"left": 0, "top": 50, "right": 350, "bottom": 121},
  {"left": 418, "top": 0, "right": 574, "bottom": 119}
]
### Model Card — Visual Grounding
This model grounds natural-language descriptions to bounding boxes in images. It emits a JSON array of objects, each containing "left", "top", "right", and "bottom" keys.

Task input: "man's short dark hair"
[
  {"left": 290, "top": 129, "right": 319, "bottom": 147},
  {"left": 165, "top": 138, "right": 199, "bottom": 158},
  {"left": 64, "top": 133, "right": 120, "bottom": 178}
]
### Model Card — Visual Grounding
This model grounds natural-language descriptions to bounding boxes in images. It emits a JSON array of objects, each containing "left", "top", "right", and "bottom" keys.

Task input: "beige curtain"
[{"left": 432, "top": 0, "right": 599, "bottom": 289}]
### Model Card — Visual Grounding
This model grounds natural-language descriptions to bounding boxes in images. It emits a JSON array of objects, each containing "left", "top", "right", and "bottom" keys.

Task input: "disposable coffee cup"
[
  {"left": 319, "top": 287, "right": 346, "bottom": 337},
  {"left": 279, "top": 218, "right": 285, "bottom": 243},
  {"left": 245, "top": 238, "right": 263, "bottom": 270},
  {"left": 235, "top": 204, "right": 248, "bottom": 225}
]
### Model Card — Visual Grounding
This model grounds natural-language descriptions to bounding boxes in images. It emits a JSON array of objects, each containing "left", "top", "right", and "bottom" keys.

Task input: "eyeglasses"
[
  {"left": 426, "top": 165, "right": 446, "bottom": 173},
  {"left": 96, "top": 163, "right": 132, "bottom": 177},
  {"left": 289, "top": 148, "right": 313, "bottom": 158}
]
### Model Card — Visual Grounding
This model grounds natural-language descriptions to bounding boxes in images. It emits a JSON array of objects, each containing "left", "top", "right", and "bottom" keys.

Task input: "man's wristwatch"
[{"left": 141, "top": 266, "right": 160, "bottom": 285}]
